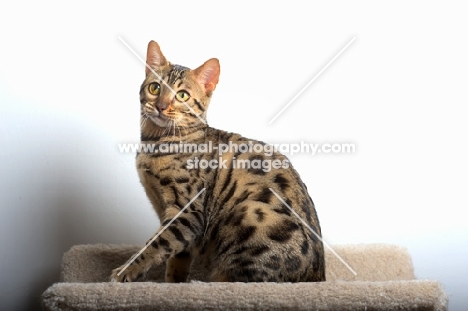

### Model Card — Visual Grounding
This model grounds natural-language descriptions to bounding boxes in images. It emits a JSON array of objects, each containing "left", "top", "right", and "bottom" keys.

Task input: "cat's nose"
[{"left": 156, "top": 102, "right": 169, "bottom": 112}]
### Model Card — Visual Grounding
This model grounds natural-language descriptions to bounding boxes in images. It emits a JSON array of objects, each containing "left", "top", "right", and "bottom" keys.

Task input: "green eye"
[
  {"left": 176, "top": 90, "right": 190, "bottom": 102},
  {"left": 148, "top": 83, "right": 160, "bottom": 95}
]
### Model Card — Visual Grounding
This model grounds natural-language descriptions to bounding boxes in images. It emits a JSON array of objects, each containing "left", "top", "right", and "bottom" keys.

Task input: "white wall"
[{"left": 1, "top": 1, "right": 467, "bottom": 310}]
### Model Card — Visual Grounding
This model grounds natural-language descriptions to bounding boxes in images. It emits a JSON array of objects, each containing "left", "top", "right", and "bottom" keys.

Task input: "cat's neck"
[{"left": 140, "top": 121, "right": 207, "bottom": 143}]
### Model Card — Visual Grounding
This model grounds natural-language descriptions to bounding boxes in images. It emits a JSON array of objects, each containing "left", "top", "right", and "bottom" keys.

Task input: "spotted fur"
[{"left": 110, "top": 41, "right": 325, "bottom": 283}]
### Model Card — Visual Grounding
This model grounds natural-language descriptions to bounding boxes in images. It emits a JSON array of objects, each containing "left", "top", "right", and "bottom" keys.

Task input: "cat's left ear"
[{"left": 193, "top": 58, "right": 220, "bottom": 96}]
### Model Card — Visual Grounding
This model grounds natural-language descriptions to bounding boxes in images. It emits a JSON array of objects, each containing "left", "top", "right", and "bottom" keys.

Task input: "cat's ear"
[
  {"left": 193, "top": 58, "right": 220, "bottom": 95},
  {"left": 146, "top": 41, "right": 168, "bottom": 75}
]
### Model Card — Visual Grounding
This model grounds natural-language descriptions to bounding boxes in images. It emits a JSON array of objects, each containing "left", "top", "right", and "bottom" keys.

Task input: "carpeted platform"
[{"left": 41, "top": 244, "right": 448, "bottom": 310}]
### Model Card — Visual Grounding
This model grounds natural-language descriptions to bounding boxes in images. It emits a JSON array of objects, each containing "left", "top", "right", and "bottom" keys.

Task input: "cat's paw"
[{"left": 110, "top": 264, "right": 145, "bottom": 282}]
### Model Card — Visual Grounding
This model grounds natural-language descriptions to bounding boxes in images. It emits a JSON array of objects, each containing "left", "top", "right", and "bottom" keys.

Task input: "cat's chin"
[{"left": 149, "top": 115, "right": 171, "bottom": 127}]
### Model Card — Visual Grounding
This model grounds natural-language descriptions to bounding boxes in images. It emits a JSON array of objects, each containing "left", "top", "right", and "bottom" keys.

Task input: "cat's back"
[{"left": 204, "top": 127, "right": 312, "bottom": 212}]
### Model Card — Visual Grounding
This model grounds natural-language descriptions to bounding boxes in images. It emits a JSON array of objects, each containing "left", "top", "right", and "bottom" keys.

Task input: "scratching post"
[{"left": 42, "top": 244, "right": 448, "bottom": 310}]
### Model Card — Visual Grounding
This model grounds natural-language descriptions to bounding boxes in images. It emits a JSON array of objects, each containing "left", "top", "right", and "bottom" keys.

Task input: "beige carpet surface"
[{"left": 41, "top": 244, "right": 448, "bottom": 311}]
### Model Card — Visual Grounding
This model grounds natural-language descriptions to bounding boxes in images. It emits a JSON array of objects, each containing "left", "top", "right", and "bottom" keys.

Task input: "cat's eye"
[
  {"left": 148, "top": 83, "right": 161, "bottom": 95},
  {"left": 176, "top": 90, "right": 190, "bottom": 102}
]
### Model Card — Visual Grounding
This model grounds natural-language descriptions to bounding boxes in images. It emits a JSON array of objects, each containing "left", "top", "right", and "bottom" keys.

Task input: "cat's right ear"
[{"left": 146, "top": 41, "right": 168, "bottom": 75}]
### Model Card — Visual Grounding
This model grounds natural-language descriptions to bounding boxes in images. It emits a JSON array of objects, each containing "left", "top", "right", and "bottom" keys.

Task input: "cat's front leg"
[
  {"left": 110, "top": 231, "right": 167, "bottom": 282},
  {"left": 110, "top": 211, "right": 203, "bottom": 282},
  {"left": 110, "top": 253, "right": 155, "bottom": 283},
  {"left": 165, "top": 251, "right": 192, "bottom": 282}
]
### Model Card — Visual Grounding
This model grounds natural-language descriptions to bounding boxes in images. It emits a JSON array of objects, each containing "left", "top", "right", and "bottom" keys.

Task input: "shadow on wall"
[{"left": 0, "top": 111, "right": 146, "bottom": 310}]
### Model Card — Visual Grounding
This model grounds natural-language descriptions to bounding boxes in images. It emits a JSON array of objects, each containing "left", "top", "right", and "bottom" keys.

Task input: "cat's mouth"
[{"left": 149, "top": 111, "right": 172, "bottom": 127}]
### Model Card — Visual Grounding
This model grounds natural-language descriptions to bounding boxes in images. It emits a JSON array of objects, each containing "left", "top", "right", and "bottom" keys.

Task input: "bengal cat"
[{"left": 110, "top": 41, "right": 325, "bottom": 283}]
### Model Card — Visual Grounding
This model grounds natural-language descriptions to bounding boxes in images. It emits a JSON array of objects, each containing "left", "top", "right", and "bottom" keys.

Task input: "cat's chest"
[
  {"left": 136, "top": 151, "right": 196, "bottom": 189},
  {"left": 136, "top": 150, "right": 212, "bottom": 216}
]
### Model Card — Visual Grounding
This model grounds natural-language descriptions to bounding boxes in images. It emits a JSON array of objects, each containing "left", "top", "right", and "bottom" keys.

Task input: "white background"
[{"left": 1, "top": 1, "right": 467, "bottom": 310}]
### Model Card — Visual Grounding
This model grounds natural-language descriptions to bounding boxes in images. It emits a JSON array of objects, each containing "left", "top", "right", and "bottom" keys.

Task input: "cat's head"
[{"left": 140, "top": 41, "right": 220, "bottom": 133}]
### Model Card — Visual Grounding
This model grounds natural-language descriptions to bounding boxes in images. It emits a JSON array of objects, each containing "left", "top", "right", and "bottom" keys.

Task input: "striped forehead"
[{"left": 163, "top": 64, "right": 190, "bottom": 86}]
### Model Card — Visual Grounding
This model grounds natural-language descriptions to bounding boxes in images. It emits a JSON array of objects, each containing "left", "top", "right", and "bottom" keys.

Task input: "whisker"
[
  {"left": 140, "top": 113, "right": 149, "bottom": 129},
  {"left": 176, "top": 122, "right": 183, "bottom": 142},
  {"left": 173, "top": 121, "right": 176, "bottom": 140}
]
